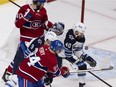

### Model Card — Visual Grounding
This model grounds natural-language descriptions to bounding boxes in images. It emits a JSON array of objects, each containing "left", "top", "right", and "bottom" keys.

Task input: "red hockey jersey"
[
  {"left": 15, "top": 4, "right": 53, "bottom": 42},
  {"left": 17, "top": 45, "right": 62, "bottom": 82}
]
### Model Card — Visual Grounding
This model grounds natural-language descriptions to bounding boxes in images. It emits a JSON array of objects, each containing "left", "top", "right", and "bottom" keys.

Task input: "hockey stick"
[
  {"left": 70, "top": 66, "right": 113, "bottom": 73},
  {"left": 70, "top": 66, "right": 113, "bottom": 87},
  {"left": 50, "top": 84, "right": 52, "bottom": 87},
  {"left": 88, "top": 71, "right": 112, "bottom": 87},
  {"left": 9, "top": 0, "right": 21, "bottom": 8},
  {"left": 9, "top": 0, "right": 56, "bottom": 8}
]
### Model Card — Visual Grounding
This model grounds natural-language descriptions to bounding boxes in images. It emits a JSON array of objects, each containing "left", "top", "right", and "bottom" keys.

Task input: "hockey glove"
[
  {"left": 44, "top": 76, "right": 53, "bottom": 85},
  {"left": 61, "top": 66, "right": 70, "bottom": 78},
  {"left": 44, "top": 72, "right": 53, "bottom": 85},
  {"left": 81, "top": 54, "right": 97, "bottom": 67}
]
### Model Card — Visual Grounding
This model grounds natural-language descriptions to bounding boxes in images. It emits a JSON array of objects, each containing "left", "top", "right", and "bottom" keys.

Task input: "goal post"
[{"left": 81, "top": 0, "right": 85, "bottom": 23}]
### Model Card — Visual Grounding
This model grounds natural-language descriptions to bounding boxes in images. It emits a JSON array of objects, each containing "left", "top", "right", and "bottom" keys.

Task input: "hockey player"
[
  {"left": 13, "top": 22, "right": 65, "bottom": 74},
  {"left": 5, "top": 31, "right": 58, "bottom": 87},
  {"left": 16, "top": 40, "right": 70, "bottom": 87},
  {"left": 24, "top": 22, "right": 65, "bottom": 58},
  {"left": 2, "top": 0, "right": 56, "bottom": 82},
  {"left": 58, "top": 22, "right": 97, "bottom": 87},
  {"left": 20, "top": 22, "right": 65, "bottom": 86},
  {"left": 15, "top": 0, "right": 53, "bottom": 42},
  {"left": 4, "top": 22, "right": 65, "bottom": 87}
]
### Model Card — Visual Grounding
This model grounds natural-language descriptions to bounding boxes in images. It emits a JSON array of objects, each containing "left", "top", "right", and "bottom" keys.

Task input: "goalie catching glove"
[
  {"left": 81, "top": 54, "right": 97, "bottom": 67},
  {"left": 61, "top": 66, "right": 70, "bottom": 78}
]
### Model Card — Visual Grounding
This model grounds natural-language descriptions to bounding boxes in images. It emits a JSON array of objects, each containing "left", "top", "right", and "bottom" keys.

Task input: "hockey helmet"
[
  {"left": 73, "top": 22, "right": 86, "bottom": 34},
  {"left": 50, "top": 40, "right": 64, "bottom": 52},
  {"left": 44, "top": 31, "right": 58, "bottom": 41},
  {"left": 51, "top": 22, "right": 65, "bottom": 35}
]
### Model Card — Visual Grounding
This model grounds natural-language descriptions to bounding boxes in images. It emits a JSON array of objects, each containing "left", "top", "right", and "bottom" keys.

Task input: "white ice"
[{"left": 0, "top": 0, "right": 116, "bottom": 87}]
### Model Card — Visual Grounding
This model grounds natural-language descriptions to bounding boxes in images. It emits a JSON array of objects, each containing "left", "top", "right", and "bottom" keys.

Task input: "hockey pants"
[{"left": 18, "top": 76, "right": 45, "bottom": 87}]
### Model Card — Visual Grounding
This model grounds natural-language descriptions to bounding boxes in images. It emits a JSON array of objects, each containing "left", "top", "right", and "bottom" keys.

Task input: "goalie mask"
[{"left": 50, "top": 22, "right": 65, "bottom": 36}]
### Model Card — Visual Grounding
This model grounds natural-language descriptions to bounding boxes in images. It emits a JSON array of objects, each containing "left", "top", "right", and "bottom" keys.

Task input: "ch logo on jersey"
[{"left": 30, "top": 20, "right": 42, "bottom": 30}]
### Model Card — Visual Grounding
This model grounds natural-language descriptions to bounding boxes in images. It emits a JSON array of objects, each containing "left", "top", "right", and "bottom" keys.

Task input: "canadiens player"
[
  {"left": 23, "top": 22, "right": 65, "bottom": 86},
  {"left": 16, "top": 40, "right": 69, "bottom": 87},
  {"left": 2, "top": 0, "right": 54, "bottom": 83},
  {"left": 13, "top": 22, "right": 65, "bottom": 74},
  {"left": 4, "top": 31, "right": 56, "bottom": 87},
  {"left": 4, "top": 25, "right": 65, "bottom": 87},
  {"left": 58, "top": 22, "right": 97, "bottom": 87}
]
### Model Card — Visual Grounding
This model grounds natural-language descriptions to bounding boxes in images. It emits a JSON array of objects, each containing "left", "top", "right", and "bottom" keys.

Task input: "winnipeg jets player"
[{"left": 59, "top": 22, "right": 97, "bottom": 87}]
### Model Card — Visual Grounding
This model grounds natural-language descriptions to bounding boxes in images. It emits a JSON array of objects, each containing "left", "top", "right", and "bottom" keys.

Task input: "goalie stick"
[{"left": 70, "top": 65, "right": 113, "bottom": 73}]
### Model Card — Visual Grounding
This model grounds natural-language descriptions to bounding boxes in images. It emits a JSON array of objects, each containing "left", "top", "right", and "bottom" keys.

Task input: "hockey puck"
[{"left": 84, "top": 46, "right": 89, "bottom": 50}]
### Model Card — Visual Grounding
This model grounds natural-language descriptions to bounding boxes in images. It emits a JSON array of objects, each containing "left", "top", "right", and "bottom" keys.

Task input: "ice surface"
[{"left": 0, "top": 0, "right": 116, "bottom": 87}]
